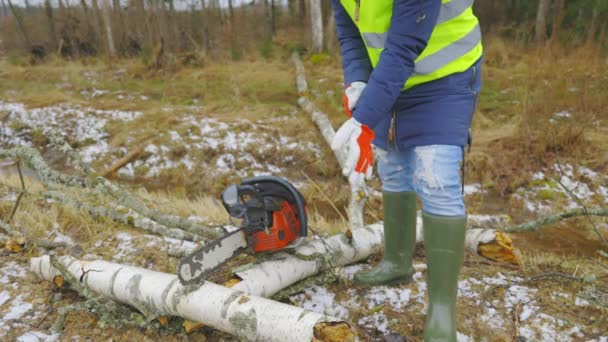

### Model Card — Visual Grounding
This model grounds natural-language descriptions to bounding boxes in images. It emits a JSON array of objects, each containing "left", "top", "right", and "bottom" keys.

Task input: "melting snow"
[
  {"left": 289, "top": 286, "right": 349, "bottom": 320},
  {"left": 463, "top": 184, "right": 486, "bottom": 196},
  {"left": 118, "top": 116, "right": 322, "bottom": 178},
  {"left": 363, "top": 286, "right": 413, "bottom": 311},
  {"left": 113, "top": 232, "right": 136, "bottom": 261},
  {"left": 1, "top": 294, "right": 33, "bottom": 323},
  {"left": 515, "top": 163, "right": 607, "bottom": 213},
  {"left": 16, "top": 331, "right": 61, "bottom": 342},
  {"left": 0, "top": 261, "right": 27, "bottom": 284},
  {"left": 0, "top": 101, "right": 141, "bottom": 163},
  {"left": 358, "top": 312, "right": 389, "bottom": 334}
]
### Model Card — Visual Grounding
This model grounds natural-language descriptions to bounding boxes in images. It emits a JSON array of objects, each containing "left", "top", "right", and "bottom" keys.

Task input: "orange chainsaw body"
[{"left": 251, "top": 201, "right": 302, "bottom": 253}]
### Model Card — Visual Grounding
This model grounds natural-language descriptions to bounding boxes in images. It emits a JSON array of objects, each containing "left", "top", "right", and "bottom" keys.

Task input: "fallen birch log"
[
  {"left": 43, "top": 191, "right": 206, "bottom": 242},
  {"left": 31, "top": 255, "right": 353, "bottom": 341},
  {"left": 291, "top": 52, "right": 366, "bottom": 230},
  {"left": 230, "top": 218, "right": 516, "bottom": 298},
  {"left": 0, "top": 146, "right": 224, "bottom": 240}
]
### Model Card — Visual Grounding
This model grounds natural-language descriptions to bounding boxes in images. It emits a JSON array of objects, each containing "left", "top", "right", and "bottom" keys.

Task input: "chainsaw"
[{"left": 177, "top": 176, "right": 308, "bottom": 285}]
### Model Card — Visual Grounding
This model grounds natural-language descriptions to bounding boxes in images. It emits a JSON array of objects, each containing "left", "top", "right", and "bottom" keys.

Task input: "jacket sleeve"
[
  {"left": 331, "top": 0, "right": 373, "bottom": 86},
  {"left": 353, "top": 0, "right": 442, "bottom": 129}
]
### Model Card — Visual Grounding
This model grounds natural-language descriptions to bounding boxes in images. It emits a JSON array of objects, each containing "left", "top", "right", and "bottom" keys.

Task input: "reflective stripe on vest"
[
  {"left": 360, "top": 0, "right": 474, "bottom": 49},
  {"left": 340, "top": 0, "right": 483, "bottom": 89}
]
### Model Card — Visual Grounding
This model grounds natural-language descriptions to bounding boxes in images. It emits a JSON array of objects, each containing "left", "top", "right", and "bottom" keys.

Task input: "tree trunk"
[
  {"left": 287, "top": 0, "right": 295, "bottom": 21},
  {"left": 535, "top": 0, "right": 551, "bottom": 44},
  {"left": 1, "top": 0, "right": 8, "bottom": 18},
  {"left": 291, "top": 52, "right": 365, "bottom": 228},
  {"left": 227, "top": 0, "right": 237, "bottom": 56},
  {"left": 586, "top": 0, "right": 601, "bottom": 47},
  {"left": 325, "top": 8, "right": 336, "bottom": 54},
  {"left": 91, "top": 0, "right": 106, "bottom": 54},
  {"left": 270, "top": 0, "right": 276, "bottom": 34},
  {"left": 7, "top": 0, "right": 30, "bottom": 47},
  {"left": 310, "top": 0, "right": 323, "bottom": 52},
  {"left": 549, "top": 0, "right": 565, "bottom": 44},
  {"left": 44, "top": 0, "right": 58, "bottom": 49},
  {"left": 298, "top": 0, "right": 305, "bottom": 25},
  {"left": 101, "top": 0, "right": 117, "bottom": 57},
  {"left": 30, "top": 255, "right": 353, "bottom": 341},
  {"left": 199, "top": 0, "right": 210, "bottom": 55},
  {"left": 263, "top": 0, "right": 272, "bottom": 42}
]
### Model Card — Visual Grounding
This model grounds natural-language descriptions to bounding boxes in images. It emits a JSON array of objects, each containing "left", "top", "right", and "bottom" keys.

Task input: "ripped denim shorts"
[{"left": 376, "top": 144, "right": 465, "bottom": 217}]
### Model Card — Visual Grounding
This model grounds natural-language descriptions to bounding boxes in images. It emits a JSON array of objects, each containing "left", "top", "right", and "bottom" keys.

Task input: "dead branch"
[
  {"left": 44, "top": 191, "right": 206, "bottom": 242},
  {"left": 0, "top": 218, "right": 20, "bottom": 237},
  {"left": 291, "top": 51, "right": 366, "bottom": 230},
  {"left": 0, "top": 145, "right": 224, "bottom": 240},
  {"left": 502, "top": 207, "right": 607, "bottom": 233},
  {"left": 100, "top": 145, "right": 145, "bottom": 177},
  {"left": 0, "top": 147, "right": 90, "bottom": 187},
  {"left": 8, "top": 159, "right": 26, "bottom": 223}
]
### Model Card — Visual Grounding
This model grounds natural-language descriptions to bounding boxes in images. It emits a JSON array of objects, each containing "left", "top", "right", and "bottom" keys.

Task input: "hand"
[
  {"left": 343, "top": 82, "right": 366, "bottom": 117},
  {"left": 331, "top": 118, "right": 375, "bottom": 187}
]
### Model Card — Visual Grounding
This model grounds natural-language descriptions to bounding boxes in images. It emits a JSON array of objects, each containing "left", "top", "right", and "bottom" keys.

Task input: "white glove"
[
  {"left": 331, "top": 118, "right": 375, "bottom": 188},
  {"left": 343, "top": 81, "right": 367, "bottom": 117}
]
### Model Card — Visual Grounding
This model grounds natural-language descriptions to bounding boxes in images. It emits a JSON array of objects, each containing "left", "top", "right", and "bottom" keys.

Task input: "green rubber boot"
[
  {"left": 422, "top": 212, "right": 466, "bottom": 342},
  {"left": 354, "top": 191, "right": 417, "bottom": 285}
]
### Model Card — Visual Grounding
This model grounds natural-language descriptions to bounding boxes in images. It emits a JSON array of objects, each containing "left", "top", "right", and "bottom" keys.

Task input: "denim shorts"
[{"left": 376, "top": 144, "right": 465, "bottom": 216}]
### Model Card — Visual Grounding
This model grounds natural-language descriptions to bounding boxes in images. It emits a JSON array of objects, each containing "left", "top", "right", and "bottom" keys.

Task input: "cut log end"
[
  {"left": 313, "top": 321, "right": 355, "bottom": 342},
  {"left": 183, "top": 320, "right": 205, "bottom": 333},
  {"left": 158, "top": 316, "right": 170, "bottom": 326},
  {"left": 478, "top": 231, "right": 519, "bottom": 265},
  {"left": 224, "top": 277, "right": 242, "bottom": 288},
  {"left": 6, "top": 237, "right": 26, "bottom": 253},
  {"left": 53, "top": 275, "right": 65, "bottom": 287}
]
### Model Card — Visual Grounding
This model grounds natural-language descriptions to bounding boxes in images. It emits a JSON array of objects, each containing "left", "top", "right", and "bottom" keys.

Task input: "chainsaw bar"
[{"left": 177, "top": 228, "right": 249, "bottom": 286}]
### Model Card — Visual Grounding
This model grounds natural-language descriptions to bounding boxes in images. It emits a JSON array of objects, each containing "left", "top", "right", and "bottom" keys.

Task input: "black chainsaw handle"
[{"left": 242, "top": 176, "right": 308, "bottom": 239}]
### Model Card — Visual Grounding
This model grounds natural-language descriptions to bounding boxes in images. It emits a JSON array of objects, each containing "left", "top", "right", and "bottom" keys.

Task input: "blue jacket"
[{"left": 332, "top": 0, "right": 482, "bottom": 150}]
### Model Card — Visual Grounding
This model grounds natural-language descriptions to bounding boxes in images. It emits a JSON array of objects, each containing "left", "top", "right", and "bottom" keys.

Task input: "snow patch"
[
  {"left": 463, "top": 184, "right": 486, "bottom": 196},
  {"left": 0, "top": 101, "right": 141, "bottom": 163},
  {"left": 363, "top": 286, "right": 412, "bottom": 311},
  {"left": 289, "top": 286, "right": 349, "bottom": 320},
  {"left": 0, "top": 261, "right": 27, "bottom": 284},
  {"left": 16, "top": 331, "right": 61, "bottom": 342},
  {"left": 358, "top": 312, "right": 389, "bottom": 334}
]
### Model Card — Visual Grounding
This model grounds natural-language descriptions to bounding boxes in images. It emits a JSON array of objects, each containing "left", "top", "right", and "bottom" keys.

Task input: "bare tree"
[
  {"left": 298, "top": 0, "right": 305, "bottom": 25},
  {"left": 44, "top": 0, "right": 58, "bottom": 49},
  {"left": 310, "top": 0, "right": 323, "bottom": 52},
  {"left": 101, "top": 0, "right": 117, "bottom": 57},
  {"left": 586, "top": 0, "right": 602, "bottom": 46},
  {"left": 1, "top": 0, "right": 8, "bottom": 18},
  {"left": 263, "top": 0, "right": 272, "bottom": 43},
  {"left": 199, "top": 0, "right": 210, "bottom": 54},
  {"left": 535, "top": 0, "right": 551, "bottom": 44},
  {"left": 270, "top": 0, "right": 276, "bottom": 34},
  {"left": 7, "top": 0, "right": 30, "bottom": 47},
  {"left": 325, "top": 8, "right": 336, "bottom": 53},
  {"left": 549, "top": 0, "right": 565, "bottom": 44},
  {"left": 91, "top": 0, "right": 106, "bottom": 52}
]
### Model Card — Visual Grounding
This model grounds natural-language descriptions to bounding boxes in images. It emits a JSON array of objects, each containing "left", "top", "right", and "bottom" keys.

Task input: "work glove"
[
  {"left": 331, "top": 118, "right": 375, "bottom": 188},
  {"left": 343, "top": 81, "right": 367, "bottom": 117}
]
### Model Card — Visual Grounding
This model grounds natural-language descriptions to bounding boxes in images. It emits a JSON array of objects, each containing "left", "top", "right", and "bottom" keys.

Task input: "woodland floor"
[{"left": 0, "top": 43, "right": 607, "bottom": 341}]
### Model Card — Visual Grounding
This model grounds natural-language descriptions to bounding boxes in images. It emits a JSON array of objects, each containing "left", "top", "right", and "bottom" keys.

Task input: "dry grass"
[{"left": 1, "top": 37, "right": 607, "bottom": 340}]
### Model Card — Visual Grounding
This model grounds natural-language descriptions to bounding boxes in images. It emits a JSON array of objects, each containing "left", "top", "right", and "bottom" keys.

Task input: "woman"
[{"left": 330, "top": 0, "right": 483, "bottom": 340}]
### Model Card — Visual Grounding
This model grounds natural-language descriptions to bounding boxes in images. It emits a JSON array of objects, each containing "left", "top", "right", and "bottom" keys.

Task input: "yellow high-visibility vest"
[{"left": 339, "top": 0, "right": 483, "bottom": 89}]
